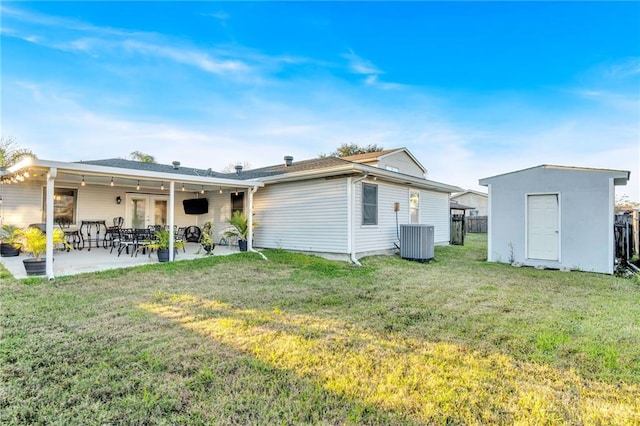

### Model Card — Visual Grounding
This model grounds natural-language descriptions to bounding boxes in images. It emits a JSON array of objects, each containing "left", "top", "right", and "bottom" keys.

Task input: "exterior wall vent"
[
  {"left": 400, "top": 224, "right": 434, "bottom": 262},
  {"left": 284, "top": 156, "right": 294, "bottom": 167}
]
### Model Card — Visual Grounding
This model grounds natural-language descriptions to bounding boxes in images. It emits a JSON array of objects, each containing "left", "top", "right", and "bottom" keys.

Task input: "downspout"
[
  {"left": 168, "top": 181, "right": 175, "bottom": 261},
  {"left": 247, "top": 185, "right": 267, "bottom": 260},
  {"left": 349, "top": 173, "right": 368, "bottom": 266},
  {"left": 46, "top": 167, "right": 57, "bottom": 281}
]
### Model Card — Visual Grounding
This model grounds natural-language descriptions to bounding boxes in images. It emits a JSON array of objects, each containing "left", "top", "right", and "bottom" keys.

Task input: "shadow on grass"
[{"left": 140, "top": 293, "right": 639, "bottom": 425}]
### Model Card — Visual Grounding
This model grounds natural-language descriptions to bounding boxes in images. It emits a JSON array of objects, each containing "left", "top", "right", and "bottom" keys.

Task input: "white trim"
[
  {"left": 607, "top": 178, "right": 615, "bottom": 274},
  {"left": 346, "top": 177, "right": 353, "bottom": 255},
  {"left": 486, "top": 184, "right": 493, "bottom": 261},
  {"left": 46, "top": 168, "right": 56, "bottom": 280},
  {"left": 169, "top": 181, "right": 175, "bottom": 261}
]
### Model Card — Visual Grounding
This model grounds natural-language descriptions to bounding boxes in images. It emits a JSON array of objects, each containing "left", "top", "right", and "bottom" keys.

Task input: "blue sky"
[{"left": 2, "top": 2, "right": 639, "bottom": 199}]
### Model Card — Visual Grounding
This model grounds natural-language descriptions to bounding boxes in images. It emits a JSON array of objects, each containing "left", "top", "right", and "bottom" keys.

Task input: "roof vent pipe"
[
  {"left": 284, "top": 156, "right": 294, "bottom": 167},
  {"left": 235, "top": 165, "right": 243, "bottom": 174},
  {"left": 172, "top": 161, "right": 180, "bottom": 169}
]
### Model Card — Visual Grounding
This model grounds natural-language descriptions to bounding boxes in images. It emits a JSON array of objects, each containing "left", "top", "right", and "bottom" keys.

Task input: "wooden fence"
[{"left": 466, "top": 216, "right": 487, "bottom": 233}]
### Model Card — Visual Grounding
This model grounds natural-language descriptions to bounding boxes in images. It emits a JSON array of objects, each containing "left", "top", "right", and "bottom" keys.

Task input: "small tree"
[
  {"left": 320, "top": 143, "right": 384, "bottom": 158},
  {"left": 0, "top": 136, "right": 35, "bottom": 167}
]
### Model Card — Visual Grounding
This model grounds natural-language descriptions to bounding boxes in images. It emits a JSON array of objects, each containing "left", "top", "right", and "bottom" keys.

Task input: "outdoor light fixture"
[
  {"left": 23, "top": 170, "right": 30, "bottom": 178},
  {"left": 219, "top": 187, "right": 223, "bottom": 194},
  {"left": 200, "top": 186, "right": 205, "bottom": 194},
  {"left": 160, "top": 182, "right": 165, "bottom": 191},
  {"left": 136, "top": 180, "right": 140, "bottom": 191},
  {"left": 110, "top": 177, "right": 114, "bottom": 187},
  {"left": 81, "top": 176, "right": 86, "bottom": 186},
  {"left": 116, "top": 196, "right": 122, "bottom": 204}
]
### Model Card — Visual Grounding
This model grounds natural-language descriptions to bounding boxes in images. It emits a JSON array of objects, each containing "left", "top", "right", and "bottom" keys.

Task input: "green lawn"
[{"left": 1, "top": 234, "right": 639, "bottom": 425}]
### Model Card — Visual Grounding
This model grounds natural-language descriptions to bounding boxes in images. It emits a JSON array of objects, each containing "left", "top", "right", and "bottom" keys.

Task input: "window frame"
[
  {"left": 361, "top": 183, "right": 378, "bottom": 226},
  {"left": 43, "top": 187, "right": 78, "bottom": 223},
  {"left": 231, "top": 191, "right": 245, "bottom": 216},
  {"left": 409, "top": 190, "right": 420, "bottom": 224}
]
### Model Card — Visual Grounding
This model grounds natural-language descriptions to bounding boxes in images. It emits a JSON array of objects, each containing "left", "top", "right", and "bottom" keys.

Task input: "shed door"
[{"left": 527, "top": 194, "right": 559, "bottom": 260}]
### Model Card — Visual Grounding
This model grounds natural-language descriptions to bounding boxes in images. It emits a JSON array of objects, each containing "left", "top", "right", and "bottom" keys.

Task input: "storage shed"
[{"left": 479, "top": 165, "right": 630, "bottom": 274}]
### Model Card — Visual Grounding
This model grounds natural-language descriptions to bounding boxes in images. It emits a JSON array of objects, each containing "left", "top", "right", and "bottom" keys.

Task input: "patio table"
[{"left": 80, "top": 220, "right": 106, "bottom": 251}]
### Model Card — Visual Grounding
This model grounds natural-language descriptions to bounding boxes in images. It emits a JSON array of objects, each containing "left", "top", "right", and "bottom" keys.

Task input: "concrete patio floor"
[{"left": 0, "top": 242, "right": 241, "bottom": 279}]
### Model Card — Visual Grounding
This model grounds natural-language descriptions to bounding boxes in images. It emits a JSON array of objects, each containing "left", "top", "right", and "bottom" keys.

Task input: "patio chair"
[
  {"left": 134, "top": 228, "right": 154, "bottom": 257},
  {"left": 56, "top": 218, "right": 82, "bottom": 251},
  {"left": 103, "top": 216, "right": 124, "bottom": 249},
  {"left": 175, "top": 226, "right": 186, "bottom": 253},
  {"left": 114, "top": 228, "right": 136, "bottom": 256}
]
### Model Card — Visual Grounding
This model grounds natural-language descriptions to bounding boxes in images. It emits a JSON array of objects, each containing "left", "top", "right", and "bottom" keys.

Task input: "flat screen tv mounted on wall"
[{"left": 183, "top": 198, "right": 208, "bottom": 215}]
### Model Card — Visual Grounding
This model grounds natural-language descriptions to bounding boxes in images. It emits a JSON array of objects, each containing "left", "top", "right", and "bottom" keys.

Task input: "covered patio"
[
  {"left": 0, "top": 241, "right": 242, "bottom": 279},
  {"left": 1, "top": 156, "right": 263, "bottom": 279}
]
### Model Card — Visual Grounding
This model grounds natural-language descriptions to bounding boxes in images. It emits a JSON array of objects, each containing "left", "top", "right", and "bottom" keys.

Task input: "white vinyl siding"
[
  {"left": 422, "top": 191, "right": 450, "bottom": 244},
  {"left": 378, "top": 151, "right": 424, "bottom": 178},
  {"left": 0, "top": 181, "right": 43, "bottom": 226},
  {"left": 253, "top": 179, "right": 349, "bottom": 254}
]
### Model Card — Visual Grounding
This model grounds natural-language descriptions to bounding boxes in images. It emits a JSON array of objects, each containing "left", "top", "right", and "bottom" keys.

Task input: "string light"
[
  {"left": 181, "top": 183, "right": 185, "bottom": 191},
  {"left": 110, "top": 177, "right": 114, "bottom": 187},
  {"left": 136, "top": 180, "right": 140, "bottom": 191},
  {"left": 160, "top": 182, "right": 165, "bottom": 191},
  {"left": 81, "top": 176, "right": 86, "bottom": 186},
  {"left": 23, "top": 170, "right": 30, "bottom": 178},
  {"left": 200, "top": 186, "right": 205, "bottom": 194},
  {"left": 219, "top": 187, "right": 223, "bottom": 194}
]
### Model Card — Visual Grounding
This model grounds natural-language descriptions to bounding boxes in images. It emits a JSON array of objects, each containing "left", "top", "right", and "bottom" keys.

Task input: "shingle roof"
[
  {"left": 78, "top": 158, "right": 223, "bottom": 177},
  {"left": 219, "top": 156, "right": 351, "bottom": 180},
  {"left": 341, "top": 149, "right": 402, "bottom": 162}
]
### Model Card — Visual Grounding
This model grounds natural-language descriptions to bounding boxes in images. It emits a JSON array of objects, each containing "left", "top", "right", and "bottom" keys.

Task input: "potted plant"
[
  {"left": 14, "top": 226, "right": 71, "bottom": 275},
  {"left": 224, "top": 211, "right": 257, "bottom": 252},
  {"left": 0, "top": 224, "right": 22, "bottom": 257},
  {"left": 199, "top": 220, "right": 215, "bottom": 254},
  {"left": 147, "top": 229, "right": 185, "bottom": 262}
]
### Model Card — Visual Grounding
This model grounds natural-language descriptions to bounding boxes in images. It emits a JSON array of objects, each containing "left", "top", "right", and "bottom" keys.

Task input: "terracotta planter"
[
  {"left": 1, "top": 243, "right": 20, "bottom": 257},
  {"left": 23, "top": 258, "right": 47, "bottom": 276}
]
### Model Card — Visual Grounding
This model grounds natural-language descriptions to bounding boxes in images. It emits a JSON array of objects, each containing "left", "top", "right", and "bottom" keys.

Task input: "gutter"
[
  {"left": 349, "top": 173, "right": 369, "bottom": 266},
  {"left": 247, "top": 185, "right": 268, "bottom": 260}
]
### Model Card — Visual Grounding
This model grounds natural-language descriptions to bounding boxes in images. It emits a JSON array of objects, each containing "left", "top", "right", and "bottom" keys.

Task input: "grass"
[{"left": 1, "top": 234, "right": 639, "bottom": 425}]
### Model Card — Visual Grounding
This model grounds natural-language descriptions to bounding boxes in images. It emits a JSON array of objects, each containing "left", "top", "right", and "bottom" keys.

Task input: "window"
[
  {"left": 43, "top": 188, "right": 77, "bottom": 223},
  {"left": 231, "top": 191, "right": 244, "bottom": 215},
  {"left": 362, "top": 183, "right": 378, "bottom": 225},
  {"left": 469, "top": 210, "right": 479, "bottom": 217},
  {"left": 409, "top": 190, "right": 420, "bottom": 223}
]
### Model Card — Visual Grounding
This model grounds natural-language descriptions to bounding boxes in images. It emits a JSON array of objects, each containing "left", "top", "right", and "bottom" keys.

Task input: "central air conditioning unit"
[{"left": 400, "top": 224, "right": 434, "bottom": 262}]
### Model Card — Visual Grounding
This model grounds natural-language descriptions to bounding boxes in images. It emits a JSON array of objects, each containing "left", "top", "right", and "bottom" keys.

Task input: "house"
[
  {"left": 0, "top": 148, "right": 462, "bottom": 277},
  {"left": 479, "top": 165, "right": 630, "bottom": 274},
  {"left": 450, "top": 190, "right": 488, "bottom": 217}
]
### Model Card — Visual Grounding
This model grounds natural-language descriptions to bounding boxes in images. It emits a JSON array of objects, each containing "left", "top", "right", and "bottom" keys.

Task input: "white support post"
[
  {"left": 46, "top": 168, "right": 57, "bottom": 279},
  {"left": 169, "top": 181, "right": 175, "bottom": 261},
  {"left": 247, "top": 186, "right": 253, "bottom": 251}
]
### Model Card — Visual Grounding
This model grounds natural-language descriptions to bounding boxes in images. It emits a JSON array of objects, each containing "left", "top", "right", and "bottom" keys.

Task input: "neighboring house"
[
  {"left": 479, "top": 165, "right": 630, "bottom": 274},
  {"left": 0, "top": 148, "right": 462, "bottom": 276},
  {"left": 450, "top": 190, "right": 488, "bottom": 217}
]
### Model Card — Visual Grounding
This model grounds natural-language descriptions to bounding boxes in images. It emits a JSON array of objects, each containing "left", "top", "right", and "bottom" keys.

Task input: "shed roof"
[{"left": 479, "top": 164, "right": 630, "bottom": 186}]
